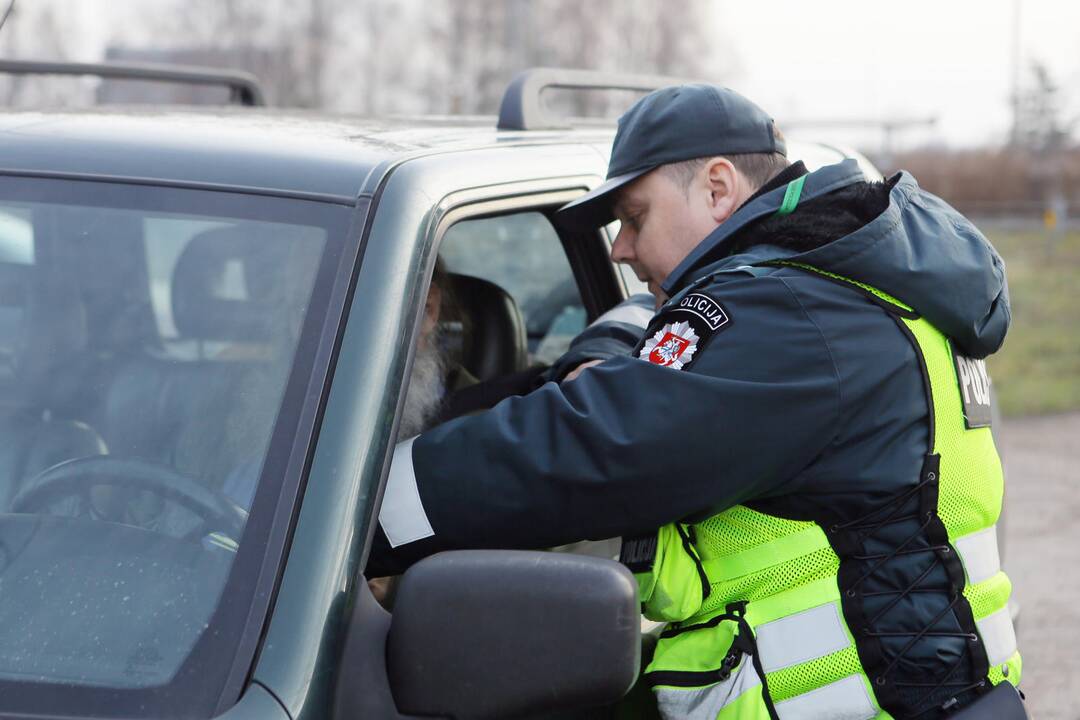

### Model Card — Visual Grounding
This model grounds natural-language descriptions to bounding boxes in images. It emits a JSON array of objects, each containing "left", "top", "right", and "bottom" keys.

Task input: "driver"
[{"left": 368, "top": 261, "right": 650, "bottom": 606}]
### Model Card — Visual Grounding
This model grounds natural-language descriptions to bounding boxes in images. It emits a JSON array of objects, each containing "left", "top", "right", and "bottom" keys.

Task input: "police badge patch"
[
  {"left": 640, "top": 321, "right": 699, "bottom": 369},
  {"left": 636, "top": 292, "right": 730, "bottom": 371}
]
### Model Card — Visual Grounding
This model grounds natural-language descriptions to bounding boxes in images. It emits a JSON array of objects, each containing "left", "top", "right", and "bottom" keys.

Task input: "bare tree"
[
  {"left": 319, "top": 0, "right": 735, "bottom": 116},
  {"left": 105, "top": 0, "right": 735, "bottom": 116},
  {"left": 123, "top": 0, "right": 320, "bottom": 107},
  {"left": 418, "top": 0, "right": 734, "bottom": 117},
  {"left": 0, "top": 2, "right": 87, "bottom": 107},
  {"left": 1013, "top": 60, "right": 1075, "bottom": 154},
  {"left": 1010, "top": 61, "right": 1076, "bottom": 219}
]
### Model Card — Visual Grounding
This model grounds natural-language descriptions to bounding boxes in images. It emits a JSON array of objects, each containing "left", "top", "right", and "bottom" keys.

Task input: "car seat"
[
  {"left": 0, "top": 262, "right": 107, "bottom": 510},
  {"left": 443, "top": 273, "right": 528, "bottom": 382},
  {"left": 100, "top": 226, "right": 303, "bottom": 489}
]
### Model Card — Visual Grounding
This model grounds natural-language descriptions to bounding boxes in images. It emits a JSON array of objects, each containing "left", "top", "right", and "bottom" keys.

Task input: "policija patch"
[
  {"left": 637, "top": 292, "right": 730, "bottom": 371},
  {"left": 619, "top": 533, "right": 658, "bottom": 574},
  {"left": 953, "top": 346, "right": 993, "bottom": 428}
]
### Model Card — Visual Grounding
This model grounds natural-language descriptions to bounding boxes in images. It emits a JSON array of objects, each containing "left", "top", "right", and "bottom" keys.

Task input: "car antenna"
[{"left": 0, "top": 0, "right": 14, "bottom": 35}]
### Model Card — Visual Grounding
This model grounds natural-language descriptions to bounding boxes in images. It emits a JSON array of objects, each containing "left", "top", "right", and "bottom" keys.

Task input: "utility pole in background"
[
  {"left": 1009, "top": 0, "right": 1022, "bottom": 145},
  {"left": 306, "top": 0, "right": 327, "bottom": 108}
]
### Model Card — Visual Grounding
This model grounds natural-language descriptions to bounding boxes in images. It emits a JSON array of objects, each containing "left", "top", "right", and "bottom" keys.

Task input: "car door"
[{"left": 251, "top": 142, "right": 631, "bottom": 720}]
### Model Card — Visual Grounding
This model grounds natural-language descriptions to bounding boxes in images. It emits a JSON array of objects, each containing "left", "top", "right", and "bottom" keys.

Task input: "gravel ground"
[{"left": 1000, "top": 413, "right": 1080, "bottom": 719}]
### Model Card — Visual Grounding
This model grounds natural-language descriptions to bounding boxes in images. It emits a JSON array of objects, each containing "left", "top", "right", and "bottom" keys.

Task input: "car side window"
[
  {"left": 0, "top": 205, "right": 33, "bottom": 386},
  {"left": 0, "top": 206, "right": 32, "bottom": 265},
  {"left": 439, "top": 211, "right": 586, "bottom": 365}
]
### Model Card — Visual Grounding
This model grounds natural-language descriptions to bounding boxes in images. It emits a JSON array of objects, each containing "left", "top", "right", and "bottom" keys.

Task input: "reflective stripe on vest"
[
  {"left": 978, "top": 607, "right": 1018, "bottom": 667},
  {"left": 756, "top": 603, "right": 849, "bottom": 673},
  {"left": 774, "top": 675, "right": 876, "bottom": 720},
  {"left": 654, "top": 668, "right": 877, "bottom": 720},
  {"left": 653, "top": 659, "right": 763, "bottom": 719},
  {"left": 954, "top": 524, "right": 1001, "bottom": 585},
  {"left": 953, "top": 523, "right": 1017, "bottom": 666}
]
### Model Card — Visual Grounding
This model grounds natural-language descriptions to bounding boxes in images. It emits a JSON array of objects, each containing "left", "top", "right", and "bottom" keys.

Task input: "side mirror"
[{"left": 387, "top": 550, "right": 640, "bottom": 720}]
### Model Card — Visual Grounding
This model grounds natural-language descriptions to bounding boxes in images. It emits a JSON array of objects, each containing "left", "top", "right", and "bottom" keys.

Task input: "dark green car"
[{"left": 0, "top": 68, "right": 893, "bottom": 720}]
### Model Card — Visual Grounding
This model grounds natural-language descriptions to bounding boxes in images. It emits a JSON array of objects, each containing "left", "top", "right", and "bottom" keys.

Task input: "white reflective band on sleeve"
[
  {"left": 378, "top": 437, "right": 435, "bottom": 548},
  {"left": 594, "top": 301, "right": 654, "bottom": 329},
  {"left": 954, "top": 525, "right": 1001, "bottom": 586},
  {"left": 756, "top": 602, "right": 851, "bottom": 673},
  {"left": 654, "top": 659, "right": 762, "bottom": 720},
  {"left": 775, "top": 674, "right": 876, "bottom": 720},
  {"left": 976, "top": 607, "right": 1018, "bottom": 667}
]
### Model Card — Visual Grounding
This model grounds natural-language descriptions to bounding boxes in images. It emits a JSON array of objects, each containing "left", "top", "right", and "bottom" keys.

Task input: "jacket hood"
[
  {"left": 791, "top": 170, "right": 1010, "bottom": 358},
  {"left": 668, "top": 160, "right": 1011, "bottom": 358}
]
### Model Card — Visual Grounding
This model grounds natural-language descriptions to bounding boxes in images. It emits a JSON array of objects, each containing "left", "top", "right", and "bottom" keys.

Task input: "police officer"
[{"left": 369, "top": 84, "right": 1023, "bottom": 718}]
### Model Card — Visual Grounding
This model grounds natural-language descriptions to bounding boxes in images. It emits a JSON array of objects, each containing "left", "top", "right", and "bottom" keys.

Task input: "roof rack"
[
  {"left": 497, "top": 67, "right": 683, "bottom": 131},
  {"left": 0, "top": 59, "right": 267, "bottom": 107}
]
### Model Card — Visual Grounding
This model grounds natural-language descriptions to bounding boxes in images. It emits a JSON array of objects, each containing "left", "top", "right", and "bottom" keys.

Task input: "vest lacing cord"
[{"left": 829, "top": 471, "right": 987, "bottom": 714}]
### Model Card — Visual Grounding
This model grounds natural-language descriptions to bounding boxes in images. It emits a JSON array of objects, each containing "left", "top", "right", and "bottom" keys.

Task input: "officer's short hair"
[{"left": 661, "top": 128, "right": 790, "bottom": 194}]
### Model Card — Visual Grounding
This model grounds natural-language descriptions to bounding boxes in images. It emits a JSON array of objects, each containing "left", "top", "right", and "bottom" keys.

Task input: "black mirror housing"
[{"left": 387, "top": 550, "right": 640, "bottom": 720}]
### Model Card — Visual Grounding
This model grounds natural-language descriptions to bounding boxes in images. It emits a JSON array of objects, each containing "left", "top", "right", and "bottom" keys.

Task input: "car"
[{"left": 0, "top": 64, "right": 1006, "bottom": 720}]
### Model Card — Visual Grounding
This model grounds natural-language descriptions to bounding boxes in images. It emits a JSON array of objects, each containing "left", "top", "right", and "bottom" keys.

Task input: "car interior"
[
  {"left": 0, "top": 198, "right": 337, "bottom": 690},
  {"left": 424, "top": 209, "right": 603, "bottom": 423},
  {"left": 0, "top": 202, "right": 321, "bottom": 537}
]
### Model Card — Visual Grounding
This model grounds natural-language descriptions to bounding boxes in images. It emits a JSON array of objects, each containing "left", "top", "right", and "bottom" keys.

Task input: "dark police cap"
[{"left": 557, "top": 83, "right": 784, "bottom": 230}]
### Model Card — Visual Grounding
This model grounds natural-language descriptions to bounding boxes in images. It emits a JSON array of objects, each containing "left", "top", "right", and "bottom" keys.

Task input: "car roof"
[
  {"left": 0, "top": 108, "right": 613, "bottom": 203},
  {"left": 0, "top": 106, "right": 877, "bottom": 205}
]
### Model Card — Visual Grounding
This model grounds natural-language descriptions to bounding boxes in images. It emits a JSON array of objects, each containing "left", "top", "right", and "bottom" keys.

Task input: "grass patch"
[{"left": 983, "top": 223, "right": 1080, "bottom": 416}]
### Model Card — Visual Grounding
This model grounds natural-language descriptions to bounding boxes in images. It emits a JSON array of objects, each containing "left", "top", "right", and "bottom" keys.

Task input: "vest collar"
[{"left": 661, "top": 159, "right": 867, "bottom": 295}]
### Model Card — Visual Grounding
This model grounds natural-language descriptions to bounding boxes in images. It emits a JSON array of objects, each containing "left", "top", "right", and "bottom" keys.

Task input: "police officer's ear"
[{"left": 700, "top": 157, "right": 746, "bottom": 225}]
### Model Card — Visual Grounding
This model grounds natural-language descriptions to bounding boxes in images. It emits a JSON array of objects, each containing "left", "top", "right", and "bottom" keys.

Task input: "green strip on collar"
[{"left": 775, "top": 175, "right": 806, "bottom": 217}]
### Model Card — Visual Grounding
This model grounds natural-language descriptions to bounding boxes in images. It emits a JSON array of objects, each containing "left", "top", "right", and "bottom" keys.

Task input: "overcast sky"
[
  {"left": 717, "top": 0, "right": 1079, "bottom": 150},
  {"left": 21, "top": 0, "right": 1080, "bottom": 151}
]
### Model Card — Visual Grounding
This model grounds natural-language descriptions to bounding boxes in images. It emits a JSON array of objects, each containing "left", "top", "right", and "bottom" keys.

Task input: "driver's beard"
[{"left": 396, "top": 339, "right": 448, "bottom": 440}]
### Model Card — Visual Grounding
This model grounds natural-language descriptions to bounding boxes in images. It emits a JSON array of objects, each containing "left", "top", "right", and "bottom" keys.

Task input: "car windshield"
[{"left": 0, "top": 176, "right": 349, "bottom": 717}]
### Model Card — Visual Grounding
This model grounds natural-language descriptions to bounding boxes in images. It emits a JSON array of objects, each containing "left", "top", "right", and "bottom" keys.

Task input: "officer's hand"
[{"left": 564, "top": 359, "right": 604, "bottom": 382}]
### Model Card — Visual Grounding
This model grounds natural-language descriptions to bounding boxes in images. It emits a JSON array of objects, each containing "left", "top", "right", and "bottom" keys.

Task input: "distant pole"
[
  {"left": 308, "top": 0, "right": 326, "bottom": 109},
  {"left": 881, "top": 123, "right": 895, "bottom": 170},
  {"left": 1010, "top": 0, "right": 1022, "bottom": 145}
]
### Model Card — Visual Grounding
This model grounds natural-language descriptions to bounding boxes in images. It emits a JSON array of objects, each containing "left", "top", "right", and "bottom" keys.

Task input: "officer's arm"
[
  {"left": 542, "top": 293, "right": 655, "bottom": 381},
  {"left": 436, "top": 294, "right": 654, "bottom": 421},
  {"left": 369, "top": 276, "right": 840, "bottom": 576}
]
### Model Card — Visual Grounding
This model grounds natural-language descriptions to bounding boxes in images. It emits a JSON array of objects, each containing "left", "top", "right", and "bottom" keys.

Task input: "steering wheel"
[{"left": 11, "top": 455, "right": 248, "bottom": 543}]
